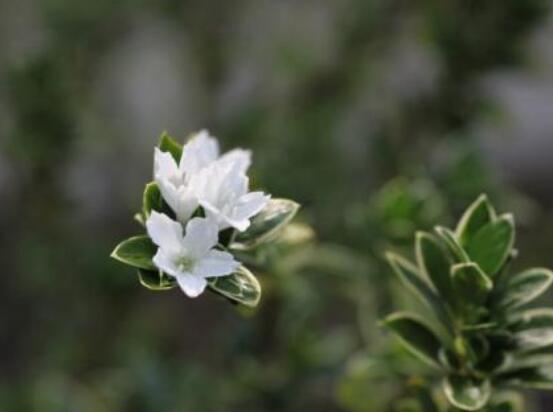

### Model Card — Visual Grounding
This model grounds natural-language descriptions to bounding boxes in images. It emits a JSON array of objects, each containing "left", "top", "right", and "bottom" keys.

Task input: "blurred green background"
[{"left": 2, "top": 0, "right": 553, "bottom": 410}]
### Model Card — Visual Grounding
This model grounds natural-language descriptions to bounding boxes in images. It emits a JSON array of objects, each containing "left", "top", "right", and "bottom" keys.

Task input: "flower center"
[{"left": 176, "top": 256, "right": 195, "bottom": 272}]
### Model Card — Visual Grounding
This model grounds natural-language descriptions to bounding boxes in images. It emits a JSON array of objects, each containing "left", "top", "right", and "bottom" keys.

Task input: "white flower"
[
  {"left": 180, "top": 130, "right": 251, "bottom": 176},
  {"left": 190, "top": 160, "right": 270, "bottom": 232},
  {"left": 146, "top": 211, "right": 240, "bottom": 298},
  {"left": 154, "top": 130, "right": 251, "bottom": 222},
  {"left": 154, "top": 149, "right": 198, "bottom": 223}
]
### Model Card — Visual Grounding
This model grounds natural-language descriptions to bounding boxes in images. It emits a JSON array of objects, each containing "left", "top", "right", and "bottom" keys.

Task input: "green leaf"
[
  {"left": 111, "top": 236, "right": 157, "bottom": 270},
  {"left": 381, "top": 312, "right": 443, "bottom": 369},
  {"left": 232, "top": 199, "right": 300, "bottom": 249},
  {"left": 464, "top": 214, "right": 515, "bottom": 277},
  {"left": 439, "top": 348, "right": 462, "bottom": 370},
  {"left": 496, "top": 365, "right": 553, "bottom": 390},
  {"left": 461, "top": 322, "right": 497, "bottom": 332},
  {"left": 435, "top": 226, "right": 470, "bottom": 263},
  {"left": 137, "top": 268, "right": 176, "bottom": 291},
  {"left": 208, "top": 265, "right": 261, "bottom": 308},
  {"left": 498, "top": 268, "right": 553, "bottom": 310},
  {"left": 159, "top": 131, "right": 182, "bottom": 162},
  {"left": 416, "top": 232, "right": 455, "bottom": 304},
  {"left": 508, "top": 308, "right": 553, "bottom": 332},
  {"left": 487, "top": 394, "right": 524, "bottom": 412},
  {"left": 475, "top": 348, "right": 509, "bottom": 374},
  {"left": 443, "top": 375, "right": 491, "bottom": 411},
  {"left": 516, "top": 343, "right": 553, "bottom": 359},
  {"left": 387, "top": 253, "right": 453, "bottom": 336},
  {"left": 456, "top": 194, "right": 496, "bottom": 248},
  {"left": 142, "top": 181, "right": 175, "bottom": 219},
  {"left": 143, "top": 182, "right": 162, "bottom": 216},
  {"left": 466, "top": 334, "right": 490, "bottom": 364},
  {"left": 515, "top": 330, "right": 553, "bottom": 355},
  {"left": 451, "top": 262, "right": 493, "bottom": 319},
  {"left": 511, "top": 353, "right": 553, "bottom": 371},
  {"left": 508, "top": 309, "right": 553, "bottom": 354}
]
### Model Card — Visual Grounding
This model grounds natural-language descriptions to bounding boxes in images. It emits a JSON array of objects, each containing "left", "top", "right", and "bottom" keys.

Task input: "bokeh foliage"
[{"left": 0, "top": 0, "right": 552, "bottom": 411}]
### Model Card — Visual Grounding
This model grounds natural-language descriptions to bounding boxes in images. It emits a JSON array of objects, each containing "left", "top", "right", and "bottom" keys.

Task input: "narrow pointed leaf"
[
  {"left": 516, "top": 342, "right": 553, "bottom": 358},
  {"left": 416, "top": 232, "right": 454, "bottom": 304},
  {"left": 386, "top": 253, "right": 453, "bottom": 335},
  {"left": 443, "top": 375, "right": 491, "bottom": 411},
  {"left": 496, "top": 365, "right": 553, "bottom": 390},
  {"left": 111, "top": 235, "right": 157, "bottom": 270},
  {"left": 232, "top": 199, "right": 300, "bottom": 249},
  {"left": 461, "top": 322, "right": 497, "bottom": 332},
  {"left": 208, "top": 265, "right": 261, "bottom": 308},
  {"left": 451, "top": 262, "right": 493, "bottom": 319},
  {"left": 509, "top": 309, "right": 553, "bottom": 353},
  {"left": 511, "top": 353, "right": 553, "bottom": 370},
  {"left": 498, "top": 268, "right": 553, "bottom": 310},
  {"left": 382, "top": 312, "right": 443, "bottom": 369},
  {"left": 137, "top": 268, "right": 177, "bottom": 291},
  {"left": 456, "top": 194, "right": 496, "bottom": 248},
  {"left": 159, "top": 131, "right": 182, "bottom": 162},
  {"left": 515, "top": 327, "right": 553, "bottom": 353},
  {"left": 435, "top": 226, "right": 470, "bottom": 263},
  {"left": 508, "top": 308, "right": 553, "bottom": 332},
  {"left": 465, "top": 214, "right": 515, "bottom": 277}
]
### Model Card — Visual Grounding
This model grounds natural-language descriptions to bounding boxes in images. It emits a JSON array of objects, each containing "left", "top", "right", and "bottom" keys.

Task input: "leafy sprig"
[
  {"left": 111, "top": 132, "right": 300, "bottom": 307},
  {"left": 383, "top": 194, "right": 553, "bottom": 411}
]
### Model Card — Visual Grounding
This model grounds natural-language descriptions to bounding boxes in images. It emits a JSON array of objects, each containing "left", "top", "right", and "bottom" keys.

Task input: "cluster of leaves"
[
  {"left": 111, "top": 133, "right": 299, "bottom": 308},
  {"left": 383, "top": 195, "right": 553, "bottom": 411}
]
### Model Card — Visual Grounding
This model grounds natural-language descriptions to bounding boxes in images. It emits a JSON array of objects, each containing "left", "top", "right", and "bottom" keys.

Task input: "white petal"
[
  {"left": 176, "top": 274, "right": 207, "bottom": 298},
  {"left": 218, "top": 149, "right": 252, "bottom": 174},
  {"left": 200, "top": 202, "right": 227, "bottom": 229},
  {"left": 146, "top": 211, "right": 184, "bottom": 253},
  {"left": 154, "top": 148, "right": 180, "bottom": 181},
  {"left": 189, "top": 166, "right": 230, "bottom": 217},
  {"left": 194, "top": 249, "right": 240, "bottom": 278},
  {"left": 205, "top": 208, "right": 250, "bottom": 231},
  {"left": 155, "top": 178, "right": 199, "bottom": 224},
  {"left": 186, "top": 162, "right": 213, "bottom": 202},
  {"left": 198, "top": 200, "right": 243, "bottom": 231},
  {"left": 181, "top": 217, "right": 219, "bottom": 259},
  {"left": 175, "top": 187, "right": 199, "bottom": 223},
  {"left": 152, "top": 249, "right": 180, "bottom": 277},
  {"left": 234, "top": 192, "right": 270, "bottom": 222},
  {"left": 180, "top": 130, "right": 220, "bottom": 176},
  {"left": 156, "top": 179, "right": 180, "bottom": 213},
  {"left": 203, "top": 161, "right": 247, "bottom": 200},
  {"left": 223, "top": 162, "right": 249, "bottom": 198}
]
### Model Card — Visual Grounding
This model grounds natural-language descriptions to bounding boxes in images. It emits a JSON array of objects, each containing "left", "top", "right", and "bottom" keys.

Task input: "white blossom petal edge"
[
  {"left": 154, "top": 148, "right": 198, "bottom": 223},
  {"left": 154, "top": 130, "right": 252, "bottom": 223},
  {"left": 179, "top": 130, "right": 251, "bottom": 177},
  {"left": 146, "top": 211, "right": 240, "bottom": 298},
  {"left": 190, "top": 160, "right": 271, "bottom": 232}
]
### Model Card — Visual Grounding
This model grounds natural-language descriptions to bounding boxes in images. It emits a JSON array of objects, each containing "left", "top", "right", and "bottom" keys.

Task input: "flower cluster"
[{"left": 112, "top": 130, "right": 300, "bottom": 307}]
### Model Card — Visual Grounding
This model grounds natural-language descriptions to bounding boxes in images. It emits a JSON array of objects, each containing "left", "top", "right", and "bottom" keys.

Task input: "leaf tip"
[
  {"left": 502, "top": 213, "right": 515, "bottom": 225},
  {"left": 476, "top": 193, "right": 489, "bottom": 203}
]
